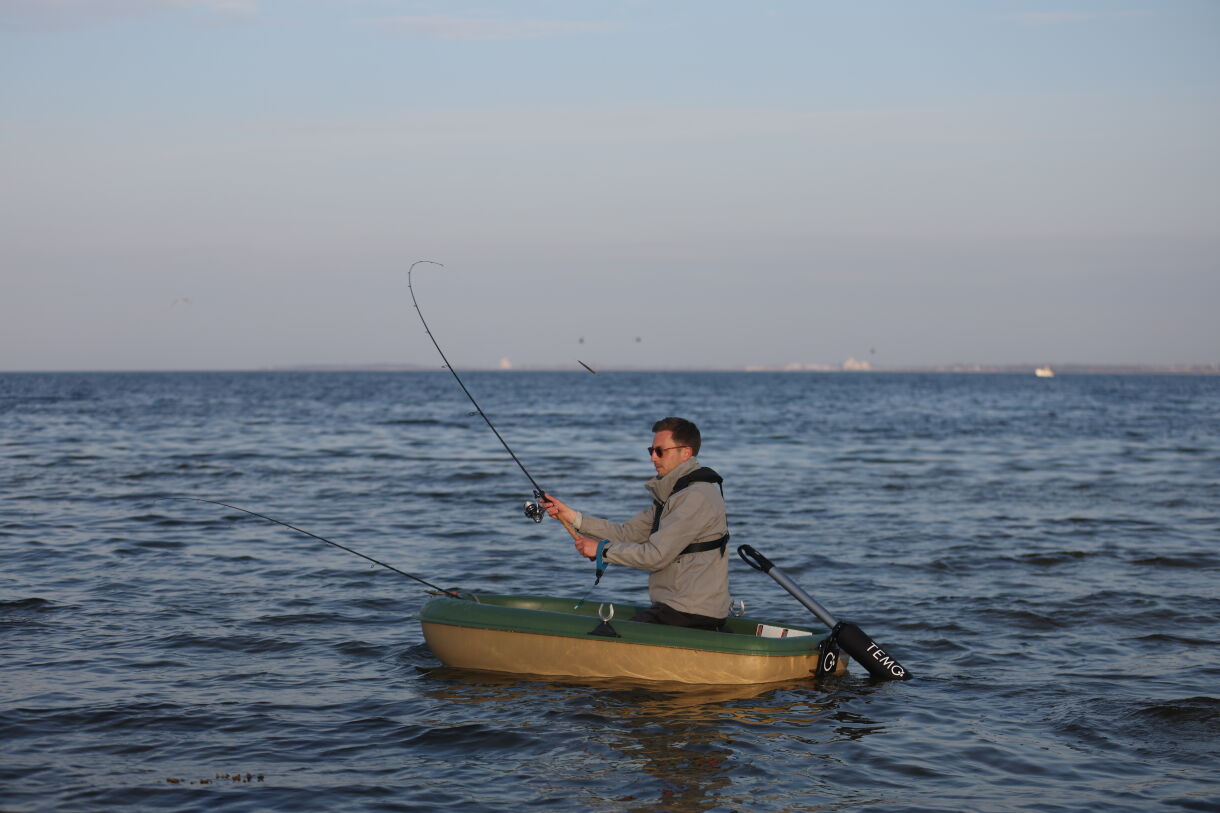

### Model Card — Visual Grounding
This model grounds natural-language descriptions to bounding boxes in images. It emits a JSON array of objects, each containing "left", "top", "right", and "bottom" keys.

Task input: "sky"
[{"left": 2, "top": 0, "right": 1217, "bottom": 371}]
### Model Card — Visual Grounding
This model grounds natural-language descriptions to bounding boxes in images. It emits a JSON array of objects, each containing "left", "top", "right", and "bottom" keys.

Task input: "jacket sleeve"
[
  {"left": 576, "top": 505, "right": 655, "bottom": 545},
  {"left": 597, "top": 488, "right": 719, "bottom": 572}
]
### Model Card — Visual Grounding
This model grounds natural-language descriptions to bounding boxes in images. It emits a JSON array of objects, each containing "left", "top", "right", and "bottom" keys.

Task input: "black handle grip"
[{"left": 736, "top": 544, "right": 774, "bottom": 573}]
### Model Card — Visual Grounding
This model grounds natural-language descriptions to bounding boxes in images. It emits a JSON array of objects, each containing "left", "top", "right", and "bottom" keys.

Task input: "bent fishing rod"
[
  {"left": 179, "top": 497, "right": 460, "bottom": 597},
  {"left": 408, "top": 260, "right": 582, "bottom": 540}
]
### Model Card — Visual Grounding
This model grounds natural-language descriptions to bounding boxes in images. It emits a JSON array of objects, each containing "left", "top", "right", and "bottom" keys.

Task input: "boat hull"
[{"left": 420, "top": 594, "right": 844, "bottom": 685}]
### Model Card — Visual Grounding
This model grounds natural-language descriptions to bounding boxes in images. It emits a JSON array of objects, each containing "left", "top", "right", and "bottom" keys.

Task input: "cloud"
[
  {"left": 365, "top": 14, "right": 620, "bottom": 41},
  {"left": 0, "top": 0, "right": 255, "bottom": 30},
  {"left": 1001, "top": 10, "right": 1149, "bottom": 26},
  {"left": 245, "top": 105, "right": 1016, "bottom": 150}
]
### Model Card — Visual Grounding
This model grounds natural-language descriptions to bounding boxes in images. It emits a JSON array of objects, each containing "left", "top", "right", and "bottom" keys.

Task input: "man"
[{"left": 543, "top": 417, "right": 731, "bottom": 630}]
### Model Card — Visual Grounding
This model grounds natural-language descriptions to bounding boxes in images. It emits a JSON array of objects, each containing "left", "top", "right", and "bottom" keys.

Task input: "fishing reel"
[{"left": 523, "top": 492, "right": 548, "bottom": 523}]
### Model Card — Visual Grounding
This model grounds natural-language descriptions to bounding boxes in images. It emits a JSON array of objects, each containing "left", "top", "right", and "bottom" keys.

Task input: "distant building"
[{"left": 842, "top": 357, "right": 872, "bottom": 371}]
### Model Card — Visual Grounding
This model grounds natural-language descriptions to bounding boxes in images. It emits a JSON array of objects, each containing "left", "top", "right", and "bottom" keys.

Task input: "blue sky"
[{"left": 2, "top": 0, "right": 1217, "bottom": 371}]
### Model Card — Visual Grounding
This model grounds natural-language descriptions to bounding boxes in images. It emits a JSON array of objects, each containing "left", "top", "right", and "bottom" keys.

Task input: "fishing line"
[
  {"left": 179, "top": 498, "right": 460, "bottom": 596},
  {"left": 407, "top": 259, "right": 549, "bottom": 521},
  {"left": 571, "top": 585, "right": 599, "bottom": 610}
]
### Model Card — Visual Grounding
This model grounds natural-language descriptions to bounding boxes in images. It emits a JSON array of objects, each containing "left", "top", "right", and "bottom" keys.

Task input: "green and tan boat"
[{"left": 419, "top": 593, "right": 846, "bottom": 685}]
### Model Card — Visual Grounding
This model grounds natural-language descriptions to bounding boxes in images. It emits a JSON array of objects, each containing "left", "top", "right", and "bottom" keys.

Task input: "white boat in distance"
[{"left": 1035, "top": 366, "right": 1055, "bottom": 378}]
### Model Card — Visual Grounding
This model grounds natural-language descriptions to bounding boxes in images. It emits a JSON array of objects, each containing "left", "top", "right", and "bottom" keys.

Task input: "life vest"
[{"left": 650, "top": 467, "right": 731, "bottom": 556}]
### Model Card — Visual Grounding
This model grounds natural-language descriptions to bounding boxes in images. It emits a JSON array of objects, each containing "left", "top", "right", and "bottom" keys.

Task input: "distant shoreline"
[
  {"left": 267, "top": 363, "right": 1220, "bottom": 375},
  {"left": 4, "top": 363, "right": 1217, "bottom": 375}
]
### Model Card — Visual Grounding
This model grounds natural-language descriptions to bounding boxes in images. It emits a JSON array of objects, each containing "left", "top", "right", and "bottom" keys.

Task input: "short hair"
[{"left": 652, "top": 416, "right": 701, "bottom": 456}]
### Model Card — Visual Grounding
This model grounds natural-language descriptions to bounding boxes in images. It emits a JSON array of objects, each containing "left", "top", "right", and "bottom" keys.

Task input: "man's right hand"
[{"left": 542, "top": 493, "right": 577, "bottom": 526}]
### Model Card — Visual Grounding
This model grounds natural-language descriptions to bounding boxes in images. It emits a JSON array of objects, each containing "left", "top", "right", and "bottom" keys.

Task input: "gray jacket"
[{"left": 575, "top": 457, "right": 731, "bottom": 619}]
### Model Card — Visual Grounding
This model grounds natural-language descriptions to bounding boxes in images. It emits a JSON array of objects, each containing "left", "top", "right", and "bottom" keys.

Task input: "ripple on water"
[
  {"left": 1, "top": 597, "right": 60, "bottom": 613},
  {"left": 157, "top": 632, "right": 307, "bottom": 655}
]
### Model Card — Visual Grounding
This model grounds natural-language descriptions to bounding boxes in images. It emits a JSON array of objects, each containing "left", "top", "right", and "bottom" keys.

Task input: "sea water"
[{"left": 1, "top": 371, "right": 1217, "bottom": 811}]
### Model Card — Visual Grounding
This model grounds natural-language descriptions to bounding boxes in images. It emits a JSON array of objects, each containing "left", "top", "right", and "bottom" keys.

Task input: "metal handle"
[{"left": 737, "top": 544, "right": 774, "bottom": 573}]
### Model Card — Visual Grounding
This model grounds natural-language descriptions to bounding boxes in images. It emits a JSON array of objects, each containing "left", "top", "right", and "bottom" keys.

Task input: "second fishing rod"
[{"left": 408, "top": 260, "right": 583, "bottom": 543}]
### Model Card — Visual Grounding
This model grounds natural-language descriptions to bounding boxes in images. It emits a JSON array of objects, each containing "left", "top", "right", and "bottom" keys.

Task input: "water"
[{"left": 1, "top": 371, "right": 1217, "bottom": 811}]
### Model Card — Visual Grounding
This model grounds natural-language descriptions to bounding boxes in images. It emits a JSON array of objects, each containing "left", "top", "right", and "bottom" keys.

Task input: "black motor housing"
[{"left": 833, "top": 621, "right": 911, "bottom": 681}]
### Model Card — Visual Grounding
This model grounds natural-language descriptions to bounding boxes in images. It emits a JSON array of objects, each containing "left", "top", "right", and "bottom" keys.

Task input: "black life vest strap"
[
  {"left": 650, "top": 467, "right": 730, "bottom": 557},
  {"left": 680, "top": 534, "right": 731, "bottom": 556}
]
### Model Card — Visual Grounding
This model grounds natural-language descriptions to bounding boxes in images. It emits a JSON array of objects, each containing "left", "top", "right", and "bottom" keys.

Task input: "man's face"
[{"left": 649, "top": 429, "right": 693, "bottom": 477}]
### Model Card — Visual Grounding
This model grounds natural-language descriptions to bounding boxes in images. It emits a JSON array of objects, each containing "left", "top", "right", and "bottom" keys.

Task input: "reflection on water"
[{"left": 419, "top": 667, "right": 874, "bottom": 811}]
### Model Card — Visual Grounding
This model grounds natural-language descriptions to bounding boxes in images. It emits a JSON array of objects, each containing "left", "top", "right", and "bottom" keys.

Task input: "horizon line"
[{"left": 3, "top": 362, "right": 1218, "bottom": 375}]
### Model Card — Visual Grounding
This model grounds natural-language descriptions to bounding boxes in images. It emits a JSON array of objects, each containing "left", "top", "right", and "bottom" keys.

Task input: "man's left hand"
[{"left": 574, "top": 536, "right": 599, "bottom": 559}]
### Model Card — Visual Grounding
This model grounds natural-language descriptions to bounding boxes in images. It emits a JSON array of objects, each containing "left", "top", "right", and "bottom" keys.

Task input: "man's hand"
[
  {"left": 574, "top": 535, "right": 599, "bottom": 559},
  {"left": 542, "top": 493, "right": 577, "bottom": 526}
]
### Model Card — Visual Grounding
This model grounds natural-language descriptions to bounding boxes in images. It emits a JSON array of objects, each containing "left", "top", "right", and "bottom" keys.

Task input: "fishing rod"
[
  {"left": 407, "top": 260, "right": 579, "bottom": 536},
  {"left": 181, "top": 497, "right": 460, "bottom": 597}
]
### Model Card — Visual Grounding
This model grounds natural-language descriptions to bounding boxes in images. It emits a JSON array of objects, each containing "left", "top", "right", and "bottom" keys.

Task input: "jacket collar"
[{"left": 646, "top": 456, "right": 702, "bottom": 502}]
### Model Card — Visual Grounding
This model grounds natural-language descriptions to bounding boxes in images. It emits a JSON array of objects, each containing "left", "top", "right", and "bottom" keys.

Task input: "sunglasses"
[{"left": 647, "top": 445, "right": 689, "bottom": 457}]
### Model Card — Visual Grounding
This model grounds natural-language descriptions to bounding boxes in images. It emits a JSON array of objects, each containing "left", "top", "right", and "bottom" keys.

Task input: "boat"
[
  {"left": 419, "top": 593, "right": 846, "bottom": 685},
  {"left": 1035, "top": 365, "right": 1055, "bottom": 378}
]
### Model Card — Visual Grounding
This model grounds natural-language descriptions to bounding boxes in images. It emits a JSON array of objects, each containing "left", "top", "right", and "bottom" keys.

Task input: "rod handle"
[{"left": 558, "top": 516, "right": 582, "bottom": 541}]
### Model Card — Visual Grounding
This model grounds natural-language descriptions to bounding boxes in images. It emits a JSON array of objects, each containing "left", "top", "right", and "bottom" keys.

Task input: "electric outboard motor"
[{"left": 738, "top": 544, "right": 911, "bottom": 682}]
